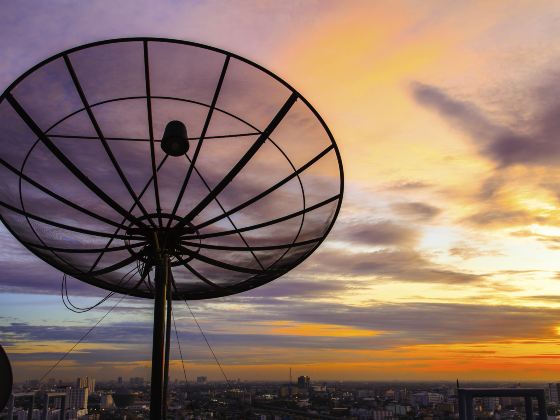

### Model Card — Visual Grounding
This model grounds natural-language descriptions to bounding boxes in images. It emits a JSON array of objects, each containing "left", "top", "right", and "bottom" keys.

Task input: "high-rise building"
[
  {"left": 100, "top": 394, "right": 115, "bottom": 409},
  {"left": 65, "top": 387, "right": 88, "bottom": 410},
  {"left": 396, "top": 388, "right": 409, "bottom": 403},
  {"left": 548, "top": 383, "right": 560, "bottom": 403},
  {"left": 297, "top": 375, "right": 310, "bottom": 389},
  {"left": 42, "top": 392, "right": 66, "bottom": 420},
  {"left": 197, "top": 376, "right": 207, "bottom": 384},
  {"left": 76, "top": 376, "right": 96, "bottom": 394},
  {"left": 7, "top": 393, "right": 35, "bottom": 420}
]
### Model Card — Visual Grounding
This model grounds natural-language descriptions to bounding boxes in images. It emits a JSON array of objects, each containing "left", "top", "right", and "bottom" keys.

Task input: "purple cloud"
[{"left": 411, "top": 79, "right": 560, "bottom": 167}]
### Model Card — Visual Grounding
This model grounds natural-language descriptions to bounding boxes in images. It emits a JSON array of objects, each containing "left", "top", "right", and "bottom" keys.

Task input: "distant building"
[
  {"left": 76, "top": 376, "right": 95, "bottom": 394},
  {"left": 386, "top": 403, "right": 410, "bottom": 416},
  {"left": 46, "top": 408, "right": 62, "bottom": 419},
  {"left": 42, "top": 392, "right": 66, "bottom": 420},
  {"left": 65, "top": 408, "right": 88, "bottom": 419},
  {"left": 434, "top": 402, "right": 455, "bottom": 416},
  {"left": 227, "top": 388, "right": 252, "bottom": 404},
  {"left": 350, "top": 408, "right": 394, "bottom": 420},
  {"left": 482, "top": 396, "right": 500, "bottom": 412},
  {"left": 278, "top": 384, "right": 299, "bottom": 398},
  {"left": 117, "top": 377, "right": 123, "bottom": 386},
  {"left": 7, "top": 393, "right": 35, "bottom": 420},
  {"left": 312, "top": 384, "right": 327, "bottom": 393},
  {"left": 372, "top": 410, "right": 394, "bottom": 420},
  {"left": 297, "top": 375, "right": 310, "bottom": 389},
  {"left": 411, "top": 392, "right": 444, "bottom": 407},
  {"left": 65, "top": 387, "right": 88, "bottom": 410},
  {"left": 395, "top": 388, "right": 409, "bottom": 403},
  {"left": 14, "top": 409, "right": 33, "bottom": 420},
  {"left": 500, "top": 395, "right": 523, "bottom": 408},
  {"left": 100, "top": 394, "right": 115, "bottom": 409},
  {"left": 279, "top": 385, "right": 294, "bottom": 398},
  {"left": 458, "top": 387, "right": 545, "bottom": 420},
  {"left": 549, "top": 383, "right": 560, "bottom": 403},
  {"left": 297, "top": 398, "right": 310, "bottom": 408},
  {"left": 358, "top": 389, "right": 376, "bottom": 398},
  {"left": 196, "top": 376, "right": 207, "bottom": 384}
]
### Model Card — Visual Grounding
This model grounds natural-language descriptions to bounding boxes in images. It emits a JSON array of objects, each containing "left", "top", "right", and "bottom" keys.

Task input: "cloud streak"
[
  {"left": 337, "top": 220, "right": 419, "bottom": 246},
  {"left": 411, "top": 78, "right": 560, "bottom": 167},
  {"left": 304, "top": 248, "right": 483, "bottom": 284}
]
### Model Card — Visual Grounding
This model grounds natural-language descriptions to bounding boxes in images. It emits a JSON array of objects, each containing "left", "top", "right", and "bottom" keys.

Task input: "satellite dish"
[
  {"left": 0, "top": 344, "right": 13, "bottom": 411},
  {"left": 0, "top": 38, "right": 343, "bottom": 418}
]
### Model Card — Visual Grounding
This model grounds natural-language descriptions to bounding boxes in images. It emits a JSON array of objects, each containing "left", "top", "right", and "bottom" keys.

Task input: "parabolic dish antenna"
[{"left": 0, "top": 38, "right": 343, "bottom": 418}]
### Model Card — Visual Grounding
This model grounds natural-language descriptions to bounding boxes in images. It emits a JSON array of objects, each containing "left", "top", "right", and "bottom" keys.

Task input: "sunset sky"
[{"left": 2, "top": 0, "right": 560, "bottom": 383}]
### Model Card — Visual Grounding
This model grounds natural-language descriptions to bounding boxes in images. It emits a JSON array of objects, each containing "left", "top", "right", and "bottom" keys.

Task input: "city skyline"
[
  {"left": 6, "top": 374, "right": 558, "bottom": 419},
  {"left": 2, "top": 0, "right": 560, "bottom": 383}
]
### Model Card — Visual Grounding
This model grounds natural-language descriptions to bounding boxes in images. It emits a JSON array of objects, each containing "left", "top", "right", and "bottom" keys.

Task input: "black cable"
[
  {"left": 61, "top": 266, "right": 138, "bottom": 313},
  {"left": 172, "top": 311, "right": 189, "bottom": 387},
  {"left": 43, "top": 268, "right": 140, "bottom": 382},
  {"left": 62, "top": 274, "right": 114, "bottom": 313},
  {"left": 40, "top": 290, "right": 130, "bottom": 383},
  {"left": 183, "top": 298, "right": 231, "bottom": 387},
  {"left": 169, "top": 276, "right": 230, "bottom": 387}
]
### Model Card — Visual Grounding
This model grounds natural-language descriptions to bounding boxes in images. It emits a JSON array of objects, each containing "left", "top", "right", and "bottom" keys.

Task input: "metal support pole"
[
  {"left": 525, "top": 396, "right": 534, "bottom": 420},
  {"left": 150, "top": 258, "right": 168, "bottom": 420},
  {"left": 162, "top": 271, "right": 172, "bottom": 420}
]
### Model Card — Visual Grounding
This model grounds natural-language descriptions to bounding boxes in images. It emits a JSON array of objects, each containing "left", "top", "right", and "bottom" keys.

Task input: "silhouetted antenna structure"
[
  {"left": 0, "top": 38, "right": 343, "bottom": 419},
  {"left": 0, "top": 344, "right": 12, "bottom": 412}
]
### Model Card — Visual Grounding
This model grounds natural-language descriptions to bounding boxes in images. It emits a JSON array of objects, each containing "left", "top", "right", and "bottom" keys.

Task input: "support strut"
[
  {"left": 150, "top": 257, "right": 171, "bottom": 419},
  {"left": 162, "top": 274, "right": 172, "bottom": 419}
]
